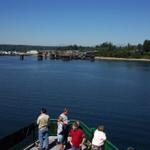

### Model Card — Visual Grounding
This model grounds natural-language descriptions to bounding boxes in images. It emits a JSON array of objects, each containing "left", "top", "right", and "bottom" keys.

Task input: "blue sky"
[{"left": 0, "top": 0, "right": 150, "bottom": 46}]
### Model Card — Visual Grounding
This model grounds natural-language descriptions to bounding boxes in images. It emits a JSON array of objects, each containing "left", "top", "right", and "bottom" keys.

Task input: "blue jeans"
[
  {"left": 38, "top": 127, "right": 49, "bottom": 149},
  {"left": 71, "top": 146, "right": 81, "bottom": 150}
]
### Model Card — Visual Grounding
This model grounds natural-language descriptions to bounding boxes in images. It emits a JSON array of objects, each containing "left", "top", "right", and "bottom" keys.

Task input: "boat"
[{"left": 0, "top": 119, "right": 120, "bottom": 150}]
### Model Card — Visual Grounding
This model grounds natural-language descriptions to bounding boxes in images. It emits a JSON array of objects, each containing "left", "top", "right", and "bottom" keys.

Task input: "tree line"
[
  {"left": 0, "top": 40, "right": 150, "bottom": 59},
  {"left": 95, "top": 40, "right": 150, "bottom": 59}
]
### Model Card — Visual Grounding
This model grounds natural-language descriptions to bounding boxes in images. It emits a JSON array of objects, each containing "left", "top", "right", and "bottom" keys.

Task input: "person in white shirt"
[
  {"left": 57, "top": 116, "right": 64, "bottom": 150},
  {"left": 59, "top": 107, "right": 69, "bottom": 145},
  {"left": 92, "top": 125, "right": 106, "bottom": 150},
  {"left": 37, "top": 108, "right": 50, "bottom": 150}
]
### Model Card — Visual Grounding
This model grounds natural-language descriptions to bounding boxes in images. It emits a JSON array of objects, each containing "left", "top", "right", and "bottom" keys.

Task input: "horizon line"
[{"left": 0, "top": 41, "right": 147, "bottom": 47}]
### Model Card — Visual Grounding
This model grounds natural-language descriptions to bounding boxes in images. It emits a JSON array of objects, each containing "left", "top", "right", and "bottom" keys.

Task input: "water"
[{"left": 0, "top": 56, "right": 150, "bottom": 150}]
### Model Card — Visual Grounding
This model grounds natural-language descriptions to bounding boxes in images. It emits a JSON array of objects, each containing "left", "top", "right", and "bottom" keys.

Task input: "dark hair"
[
  {"left": 97, "top": 125, "right": 105, "bottom": 131},
  {"left": 41, "top": 108, "right": 47, "bottom": 114},
  {"left": 64, "top": 107, "right": 69, "bottom": 113}
]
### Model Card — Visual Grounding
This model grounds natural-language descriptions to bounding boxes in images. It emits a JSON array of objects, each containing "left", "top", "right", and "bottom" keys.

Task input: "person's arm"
[
  {"left": 63, "top": 115, "right": 69, "bottom": 125},
  {"left": 68, "top": 130, "right": 73, "bottom": 145},
  {"left": 37, "top": 116, "right": 40, "bottom": 125},
  {"left": 47, "top": 116, "right": 50, "bottom": 128},
  {"left": 80, "top": 138, "right": 86, "bottom": 146},
  {"left": 68, "top": 136, "right": 73, "bottom": 145},
  {"left": 103, "top": 133, "right": 107, "bottom": 141},
  {"left": 80, "top": 131, "right": 86, "bottom": 146}
]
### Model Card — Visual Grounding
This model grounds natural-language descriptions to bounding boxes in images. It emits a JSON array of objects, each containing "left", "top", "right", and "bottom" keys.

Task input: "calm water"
[{"left": 0, "top": 56, "right": 150, "bottom": 150}]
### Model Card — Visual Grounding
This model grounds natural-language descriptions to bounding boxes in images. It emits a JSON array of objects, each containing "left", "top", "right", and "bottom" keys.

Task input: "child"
[{"left": 57, "top": 116, "right": 64, "bottom": 150}]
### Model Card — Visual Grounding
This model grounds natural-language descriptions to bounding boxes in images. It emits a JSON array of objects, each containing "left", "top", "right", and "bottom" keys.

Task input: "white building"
[{"left": 26, "top": 50, "right": 38, "bottom": 55}]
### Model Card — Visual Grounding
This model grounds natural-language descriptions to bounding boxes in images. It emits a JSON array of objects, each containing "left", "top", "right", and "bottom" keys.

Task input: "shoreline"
[
  {"left": 1, "top": 55, "right": 150, "bottom": 62},
  {"left": 95, "top": 56, "right": 150, "bottom": 62}
]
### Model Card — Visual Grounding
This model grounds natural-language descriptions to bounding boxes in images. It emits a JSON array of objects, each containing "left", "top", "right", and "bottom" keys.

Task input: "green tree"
[
  {"left": 137, "top": 44, "right": 143, "bottom": 51},
  {"left": 143, "top": 40, "right": 150, "bottom": 52}
]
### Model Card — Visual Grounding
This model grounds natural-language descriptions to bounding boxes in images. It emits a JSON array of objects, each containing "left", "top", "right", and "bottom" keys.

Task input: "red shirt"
[{"left": 69, "top": 128, "right": 86, "bottom": 148}]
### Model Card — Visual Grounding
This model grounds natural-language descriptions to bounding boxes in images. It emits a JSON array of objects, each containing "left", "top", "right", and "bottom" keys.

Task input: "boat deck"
[
  {"left": 0, "top": 119, "right": 120, "bottom": 150},
  {"left": 24, "top": 136, "right": 87, "bottom": 150}
]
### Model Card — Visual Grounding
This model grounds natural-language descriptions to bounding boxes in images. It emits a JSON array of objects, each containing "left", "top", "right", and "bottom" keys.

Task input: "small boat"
[{"left": 0, "top": 119, "right": 120, "bottom": 150}]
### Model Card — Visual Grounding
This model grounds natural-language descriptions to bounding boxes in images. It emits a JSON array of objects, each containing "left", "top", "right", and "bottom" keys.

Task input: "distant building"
[{"left": 26, "top": 50, "right": 38, "bottom": 55}]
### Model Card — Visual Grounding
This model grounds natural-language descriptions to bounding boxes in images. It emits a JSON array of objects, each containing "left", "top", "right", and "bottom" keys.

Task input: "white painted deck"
[{"left": 24, "top": 136, "right": 87, "bottom": 150}]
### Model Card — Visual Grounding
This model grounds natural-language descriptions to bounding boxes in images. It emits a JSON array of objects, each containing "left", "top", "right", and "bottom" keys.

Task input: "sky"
[{"left": 0, "top": 0, "right": 150, "bottom": 46}]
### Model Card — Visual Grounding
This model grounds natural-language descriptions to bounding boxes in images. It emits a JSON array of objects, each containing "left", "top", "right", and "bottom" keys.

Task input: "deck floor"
[{"left": 24, "top": 136, "right": 86, "bottom": 150}]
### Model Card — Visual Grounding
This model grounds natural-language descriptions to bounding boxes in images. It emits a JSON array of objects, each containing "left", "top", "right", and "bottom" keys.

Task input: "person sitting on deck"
[
  {"left": 68, "top": 122, "right": 86, "bottom": 150},
  {"left": 37, "top": 108, "right": 50, "bottom": 150},
  {"left": 92, "top": 125, "right": 106, "bottom": 150},
  {"left": 59, "top": 107, "right": 69, "bottom": 145},
  {"left": 57, "top": 116, "right": 65, "bottom": 150}
]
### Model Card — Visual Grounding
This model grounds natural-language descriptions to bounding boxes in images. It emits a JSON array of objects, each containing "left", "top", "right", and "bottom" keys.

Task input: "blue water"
[{"left": 0, "top": 56, "right": 150, "bottom": 150}]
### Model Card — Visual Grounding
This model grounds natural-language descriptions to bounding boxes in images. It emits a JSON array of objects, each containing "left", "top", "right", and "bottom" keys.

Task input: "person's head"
[
  {"left": 57, "top": 116, "right": 63, "bottom": 122},
  {"left": 72, "top": 122, "right": 79, "bottom": 130},
  {"left": 41, "top": 108, "right": 47, "bottom": 114},
  {"left": 76, "top": 120, "right": 80, "bottom": 127},
  {"left": 63, "top": 107, "right": 69, "bottom": 115},
  {"left": 127, "top": 147, "right": 135, "bottom": 150},
  {"left": 97, "top": 125, "right": 105, "bottom": 132}
]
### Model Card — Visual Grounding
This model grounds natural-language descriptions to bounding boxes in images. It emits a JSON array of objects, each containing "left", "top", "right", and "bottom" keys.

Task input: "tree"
[
  {"left": 137, "top": 44, "right": 143, "bottom": 51},
  {"left": 143, "top": 40, "right": 150, "bottom": 52}
]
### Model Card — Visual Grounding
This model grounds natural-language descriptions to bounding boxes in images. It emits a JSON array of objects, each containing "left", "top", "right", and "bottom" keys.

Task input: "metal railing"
[{"left": 0, "top": 119, "right": 120, "bottom": 150}]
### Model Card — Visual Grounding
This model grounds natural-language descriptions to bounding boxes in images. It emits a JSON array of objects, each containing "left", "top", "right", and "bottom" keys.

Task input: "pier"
[
  {"left": 0, "top": 49, "right": 96, "bottom": 61},
  {"left": 37, "top": 50, "right": 96, "bottom": 61}
]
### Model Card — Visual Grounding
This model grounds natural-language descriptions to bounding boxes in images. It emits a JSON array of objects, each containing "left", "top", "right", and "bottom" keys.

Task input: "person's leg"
[
  {"left": 101, "top": 145, "right": 104, "bottom": 150},
  {"left": 71, "top": 146, "right": 76, "bottom": 150},
  {"left": 38, "top": 129, "right": 43, "bottom": 149},
  {"left": 43, "top": 128, "right": 49, "bottom": 150},
  {"left": 71, "top": 146, "right": 81, "bottom": 150},
  {"left": 63, "top": 130, "right": 67, "bottom": 145},
  {"left": 92, "top": 145, "right": 100, "bottom": 150},
  {"left": 60, "top": 143, "right": 64, "bottom": 150},
  {"left": 57, "top": 134, "right": 61, "bottom": 143},
  {"left": 57, "top": 135, "right": 64, "bottom": 150},
  {"left": 63, "top": 125, "right": 69, "bottom": 145}
]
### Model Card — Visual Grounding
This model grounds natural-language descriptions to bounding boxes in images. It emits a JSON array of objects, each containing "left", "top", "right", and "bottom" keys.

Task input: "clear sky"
[{"left": 0, "top": 0, "right": 150, "bottom": 46}]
